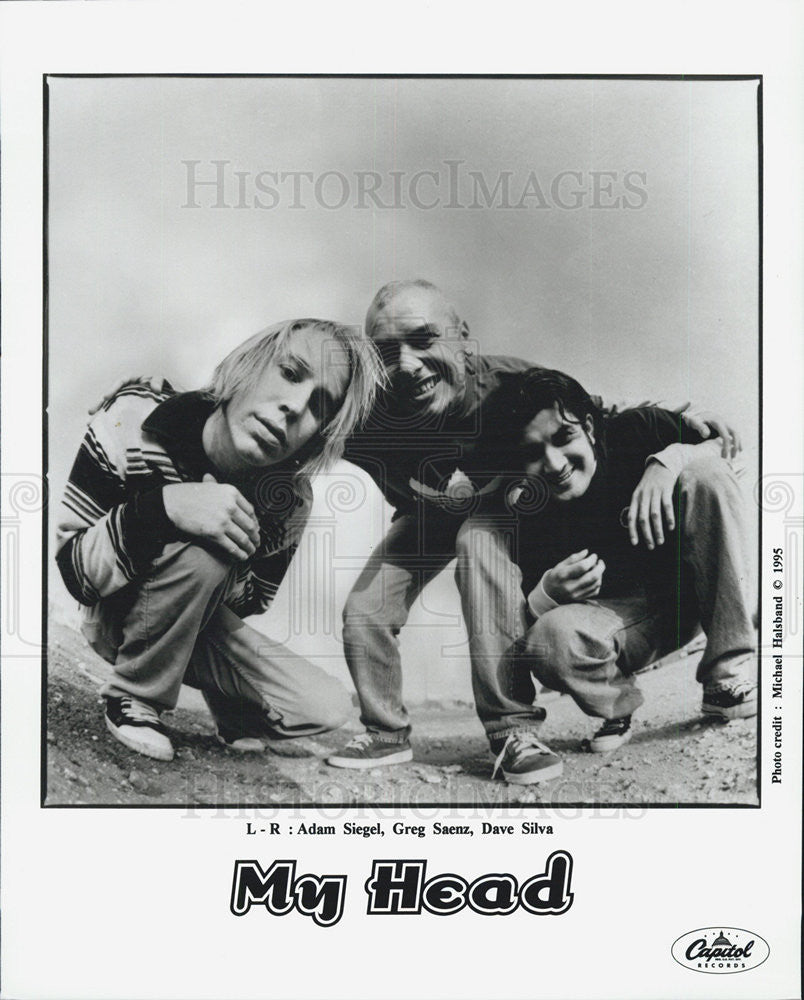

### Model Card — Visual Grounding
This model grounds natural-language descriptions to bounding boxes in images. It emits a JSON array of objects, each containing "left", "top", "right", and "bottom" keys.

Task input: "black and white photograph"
[
  {"left": 1, "top": 5, "right": 801, "bottom": 999},
  {"left": 44, "top": 75, "right": 760, "bottom": 807}
]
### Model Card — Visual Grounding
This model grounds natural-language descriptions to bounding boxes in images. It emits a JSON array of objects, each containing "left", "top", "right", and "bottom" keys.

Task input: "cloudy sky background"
[{"left": 47, "top": 76, "right": 759, "bottom": 700}]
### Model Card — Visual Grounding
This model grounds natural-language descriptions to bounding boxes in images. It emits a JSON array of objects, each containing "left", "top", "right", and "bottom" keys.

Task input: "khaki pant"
[
  {"left": 457, "top": 456, "right": 757, "bottom": 724},
  {"left": 83, "top": 541, "right": 350, "bottom": 737}
]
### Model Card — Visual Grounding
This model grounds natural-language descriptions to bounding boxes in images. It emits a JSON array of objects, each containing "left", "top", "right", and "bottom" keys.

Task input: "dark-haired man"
[{"left": 456, "top": 368, "right": 756, "bottom": 783}]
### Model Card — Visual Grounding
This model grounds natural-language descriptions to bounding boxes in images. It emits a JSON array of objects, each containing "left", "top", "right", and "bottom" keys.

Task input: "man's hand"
[
  {"left": 88, "top": 376, "right": 168, "bottom": 416},
  {"left": 162, "top": 475, "right": 261, "bottom": 562},
  {"left": 543, "top": 550, "right": 606, "bottom": 603},
  {"left": 676, "top": 403, "right": 742, "bottom": 459},
  {"left": 627, "top": 461, "right": 676, "bottom": 549}
]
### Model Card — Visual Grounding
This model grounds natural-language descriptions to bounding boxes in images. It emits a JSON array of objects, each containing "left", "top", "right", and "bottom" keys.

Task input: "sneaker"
[
  {"left": 702, "top": 679, "right": 757, "bottom": 721},
  {"left": 202, "top": 691, "right": 267, "bottom": 753},
  {"left": 589, "top": 716, "right": 632, "bottom": 753},
  {"left": 326, "top": 733, "right": 413, "bottom": 769},
  {"left": 216, "top": 730, "right": 266, "bottom": 753},
  {"left": 104, "top": 696, "right": 174, "bottom": 761},
  {"left": 491, "top": 732, "right": 563, "bottom": 785}
]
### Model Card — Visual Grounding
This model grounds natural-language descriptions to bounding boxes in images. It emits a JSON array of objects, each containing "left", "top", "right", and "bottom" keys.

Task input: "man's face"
[
  {"left": 368, "top": 286, "right": 471, "bottom": 417},
  {"left": 519, "top": 405, "right": 597, "bottom": 501},
  {"left": 218, "top": 327, "right": 349, "bottom": 474}
]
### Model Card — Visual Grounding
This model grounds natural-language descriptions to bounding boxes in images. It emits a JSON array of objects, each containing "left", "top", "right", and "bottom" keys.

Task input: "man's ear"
[{"left": 584, "top": 413, "right": 596, "bottom": 445}]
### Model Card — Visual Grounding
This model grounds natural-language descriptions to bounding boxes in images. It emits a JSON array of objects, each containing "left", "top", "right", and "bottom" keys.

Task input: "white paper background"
[{"left": 1, "top": 3, "right": 802, "bottom": 999}]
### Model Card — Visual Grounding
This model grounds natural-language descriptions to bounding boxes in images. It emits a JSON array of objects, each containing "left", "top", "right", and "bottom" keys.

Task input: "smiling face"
[
  {"left": 204, "top": 326, "right": 349, "bottom": 477},
  {"left": 367, "top": 284, "right": 471, "bottom": 418},
  {"left": 519, "top": 405, "right": 597, "bottom": 501}
]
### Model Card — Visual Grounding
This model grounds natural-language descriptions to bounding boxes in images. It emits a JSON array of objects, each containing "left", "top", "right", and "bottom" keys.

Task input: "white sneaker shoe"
[
  {"left": 104, "top": 696, "right": 174, "bottom": 761},
  {"left": 588, "top": 716, "right": 632, "bottom": 753},
  {"left": 702, "top": 680, "right": 757, "bottom": 721}
]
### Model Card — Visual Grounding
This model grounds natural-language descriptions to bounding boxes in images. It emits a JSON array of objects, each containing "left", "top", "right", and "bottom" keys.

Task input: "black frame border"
[{"left": 39, "top": 72, "right": 764, "bottom": 812}]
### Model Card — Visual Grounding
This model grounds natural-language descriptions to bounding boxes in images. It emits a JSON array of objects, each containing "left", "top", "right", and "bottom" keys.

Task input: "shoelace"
[
  {"left": 491, "top": 731, "right": 552, "bottom": 780},
  {"left": 345, "top": 733, "right": 374, "bottom": 751},
  {"left": 709, "top": 679, "right": 755, "bottom": 698},
  {"left": 120, "top": 697, "right": 161, "bottom": 725},
  {"left": 598, "top": 717, "right": 630, "bottom": 735}
]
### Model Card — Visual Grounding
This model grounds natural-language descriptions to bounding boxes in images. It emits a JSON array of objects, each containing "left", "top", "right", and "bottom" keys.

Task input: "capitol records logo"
[{"left": 672, "top": 927, "right": 769, "bottom": 974}]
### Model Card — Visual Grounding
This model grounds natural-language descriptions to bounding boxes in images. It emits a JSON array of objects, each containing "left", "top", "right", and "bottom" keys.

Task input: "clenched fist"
[{"left": 162, "top": 474, "right": 261, "bottom": 561}]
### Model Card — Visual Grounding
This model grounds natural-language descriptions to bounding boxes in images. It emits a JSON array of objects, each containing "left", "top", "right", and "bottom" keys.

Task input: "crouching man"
[
  {"left": 457, "top": 368, "right": 757, "bottom": 784},
  {"left": 55, "top": 319, "right": 380, "bottom": 761}
]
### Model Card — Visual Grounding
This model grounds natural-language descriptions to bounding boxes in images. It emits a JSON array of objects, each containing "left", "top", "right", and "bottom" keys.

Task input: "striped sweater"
[{"left": 55, "top": 383, "right": 311, "bottom": 619}]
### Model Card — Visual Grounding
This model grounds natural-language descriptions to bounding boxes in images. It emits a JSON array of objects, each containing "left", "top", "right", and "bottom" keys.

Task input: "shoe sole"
[
  {"left": 702, "top": 701, "right": 757, "bottom": 721},
  {"left": 105, "top": 716, "right": 174, "bottom": 761},
  {"left": 327, "top": 748, "right": 413, "bottom": 769},
  {"left": 215, "top": 734, "right": 266, "bottom": 753},
  {"left": 502, "top": 760, "right": 563, "bottom": 785},
  {"left": 589, "top": 730, "right": 632, "bottom": 753}
]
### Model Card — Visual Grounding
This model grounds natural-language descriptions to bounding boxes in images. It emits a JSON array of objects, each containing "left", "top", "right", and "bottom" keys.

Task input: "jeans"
[
  {"left": 461, "top": 455, "right": 757, "bottom": 723},
  {"left": 341, "top": 508, "right": 545, "bottom": 745},
  {"left": 82, "top": 541, "right": 350, "bottom": 736}
]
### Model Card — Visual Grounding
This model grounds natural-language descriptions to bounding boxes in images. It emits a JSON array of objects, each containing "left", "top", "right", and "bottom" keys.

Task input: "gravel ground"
[{"left": 45, "top": 620, "right": 758, "bottom": 808}]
